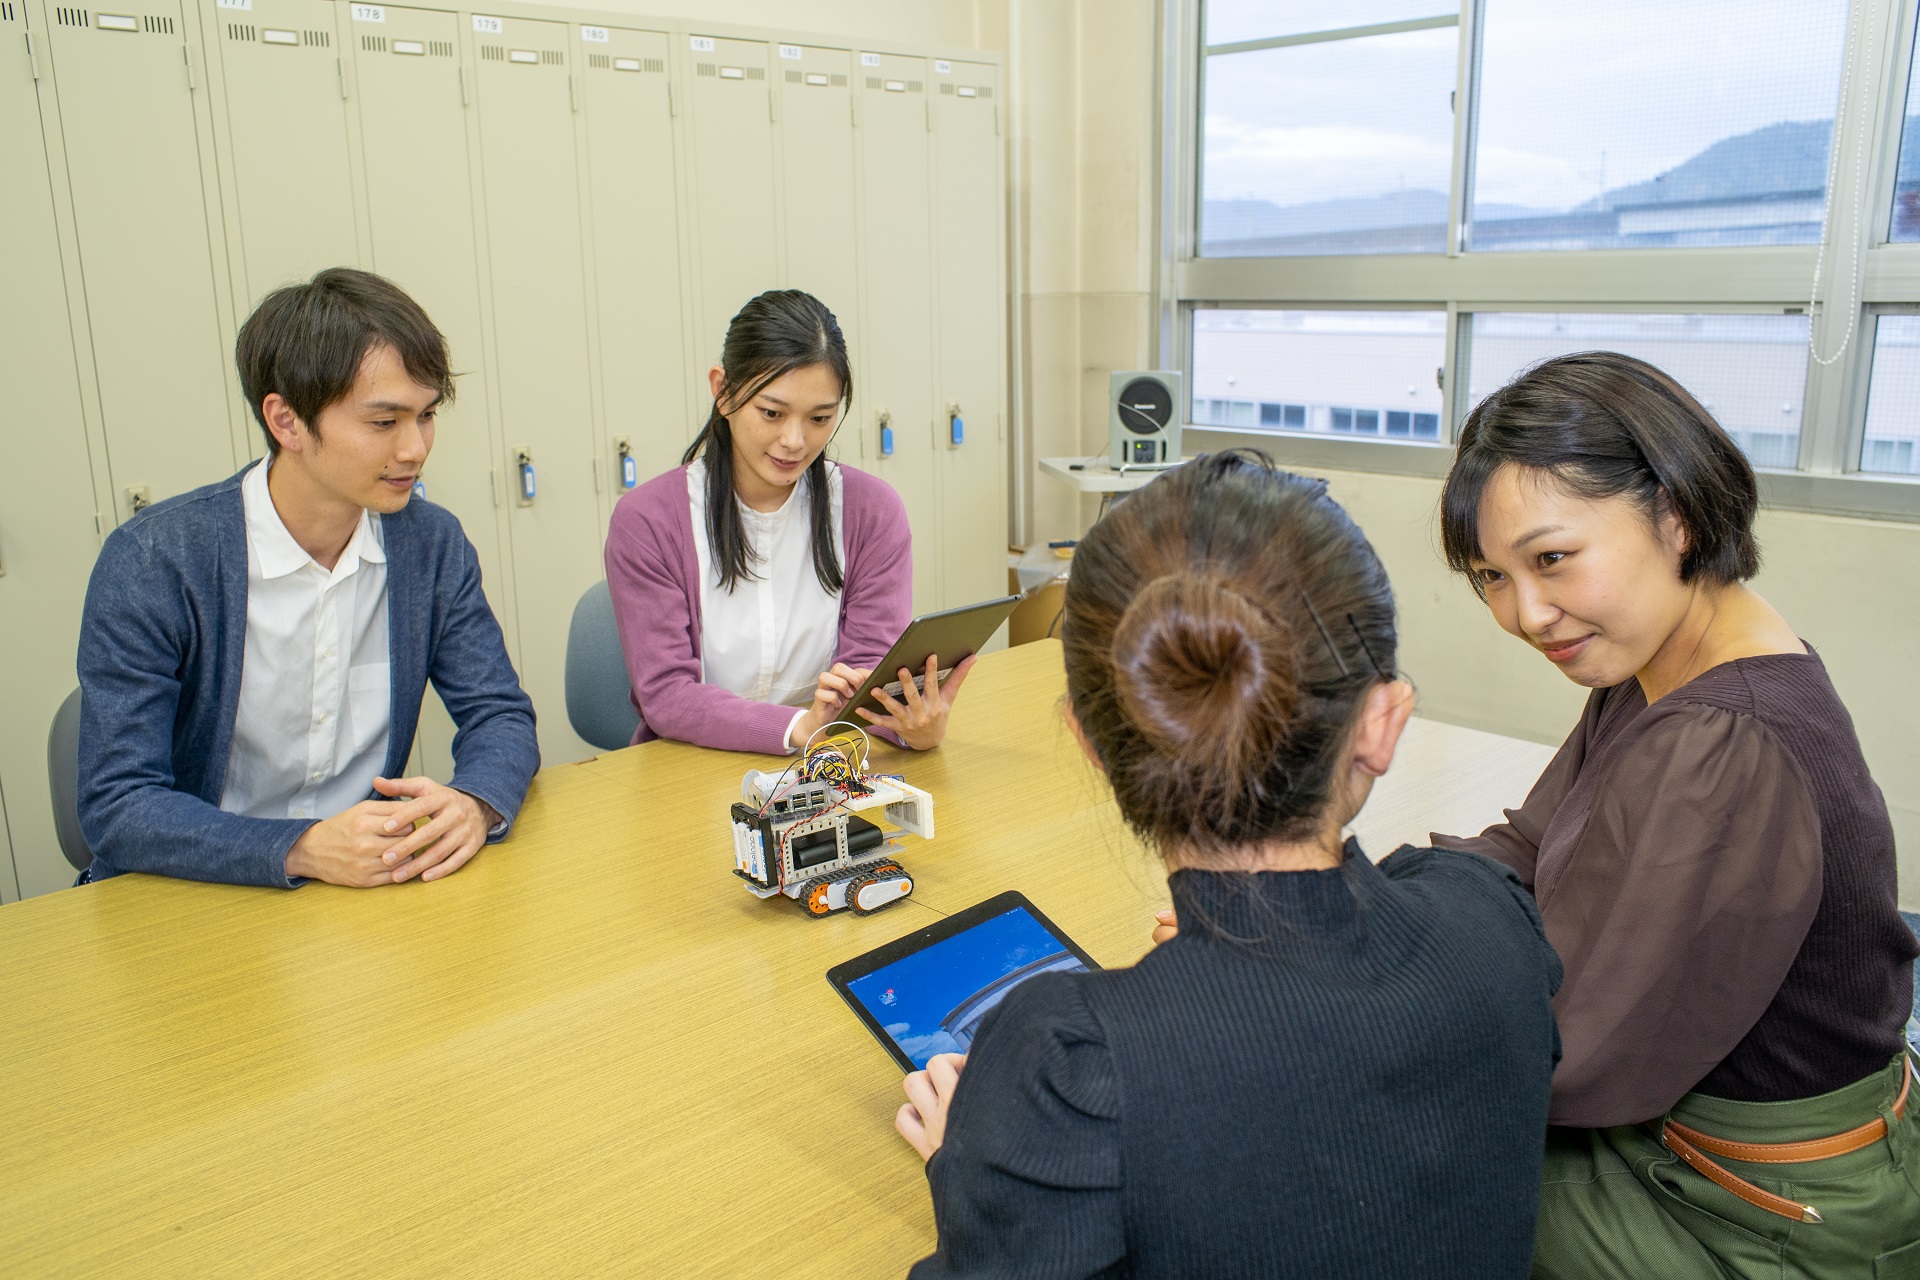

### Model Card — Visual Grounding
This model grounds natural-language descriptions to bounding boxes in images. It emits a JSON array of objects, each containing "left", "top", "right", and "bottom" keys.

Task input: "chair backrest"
[
  {"left": 47, "top": 687, "right": 93, "bottom": 872},
  {"left": 566, "top": 580, "right": 642, "bottom": 752}
]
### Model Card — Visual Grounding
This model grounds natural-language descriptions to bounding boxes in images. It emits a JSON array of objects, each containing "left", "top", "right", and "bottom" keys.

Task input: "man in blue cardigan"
[{"left": 76, "top": 268, "right": 539, "bottom": 889}]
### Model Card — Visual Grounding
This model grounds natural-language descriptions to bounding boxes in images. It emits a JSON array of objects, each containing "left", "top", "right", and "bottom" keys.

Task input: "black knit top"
[{"left": 909, "top": 844, "right": 1563, "bottom": 1279}]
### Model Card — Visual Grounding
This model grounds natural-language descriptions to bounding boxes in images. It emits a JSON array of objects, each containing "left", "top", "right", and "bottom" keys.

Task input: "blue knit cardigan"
[{"left": 76, "top": 464, "right": 540, "bottom": 888}]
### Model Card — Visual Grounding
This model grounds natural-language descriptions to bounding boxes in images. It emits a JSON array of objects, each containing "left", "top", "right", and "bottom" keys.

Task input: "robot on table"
[{"left": 730, "top": 731, "right": 934, "bottom": 918}]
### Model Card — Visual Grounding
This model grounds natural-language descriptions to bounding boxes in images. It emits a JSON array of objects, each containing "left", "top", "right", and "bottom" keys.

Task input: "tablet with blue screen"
[{"left": 827, "top": 891, "right": 1100, "bottom": 1071}]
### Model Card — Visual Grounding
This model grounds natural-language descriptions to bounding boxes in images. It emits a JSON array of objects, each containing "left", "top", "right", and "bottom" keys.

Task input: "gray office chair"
[
  {"left": 48, "top": 687, "right": 93, "bottom": 872},
  {"left": 566, "top": 580, "right": 642, "bottom": 752}
]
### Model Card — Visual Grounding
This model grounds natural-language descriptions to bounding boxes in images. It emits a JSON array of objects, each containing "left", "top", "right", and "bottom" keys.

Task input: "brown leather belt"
[{"left": 1660, "top": 1056, "right": 1912, "bottom": 1224}]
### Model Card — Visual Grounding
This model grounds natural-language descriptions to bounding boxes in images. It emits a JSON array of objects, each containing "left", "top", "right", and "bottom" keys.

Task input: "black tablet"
[
  {"left": 826, "top": 891, "right": 1100, "bottom": 1071},
  {"left": 842, "top": 595, "right": 1023, "bottom": 717}
]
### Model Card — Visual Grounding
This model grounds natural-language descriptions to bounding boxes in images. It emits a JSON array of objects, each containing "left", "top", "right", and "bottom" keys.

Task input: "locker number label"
[
  {"left": 689, "top": 35, "right": 715, "bottom": 52},
  {"left": 350, "top": 3, "right": 384, "bottom": 22},
  {"left": 580, "top": 25, "right": 608, "bottom": 42},
  {"left": 471, "top": 14, "right": 503, "bottom": 34},
  {"left": 216, "top": 0, "right": 252, "bottom": 11},
  {"left": 934, "top": 59, "right": 951, "bottom": 74},
  {"left": 777, "top": 44, "right": 801, "bottom": 59},
  {"left": 860, "top": 52, "right": 881, "bottom": 66}
]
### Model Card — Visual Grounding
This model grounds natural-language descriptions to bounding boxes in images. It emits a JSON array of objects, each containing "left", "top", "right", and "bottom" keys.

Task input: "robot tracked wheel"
[{"left": 849, "top": 868, "right": 913, "bottom": 915}]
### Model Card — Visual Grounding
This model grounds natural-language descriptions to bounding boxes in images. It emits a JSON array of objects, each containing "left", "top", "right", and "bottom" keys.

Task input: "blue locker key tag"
[
  {"left": 621, "top": 454, "right": 638, "bottom": 489},
  {"left": 520, "top": 463, "right": 536, "bottom": 501},
  {"left": 949, "top": 414, "right": 965, "bottom": 446},
  {"left": 411, "top": 478, "right": 427, "bottom": 500},
  {"left": 880, "top": 424, "right": 895, "bottom": 457}
]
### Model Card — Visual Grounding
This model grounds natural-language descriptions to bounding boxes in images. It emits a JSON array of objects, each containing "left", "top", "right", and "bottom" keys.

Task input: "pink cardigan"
[{"left": 604, "top": 462, "right": 914, "bottom": 753}]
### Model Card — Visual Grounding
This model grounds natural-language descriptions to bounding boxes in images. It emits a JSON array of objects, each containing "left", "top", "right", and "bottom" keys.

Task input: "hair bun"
[{"left": 1109, "top": 575, "right": 1296, "bottom": 776}]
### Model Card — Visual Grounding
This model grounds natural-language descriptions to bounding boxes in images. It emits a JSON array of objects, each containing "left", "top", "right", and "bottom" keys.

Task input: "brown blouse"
[{"left": 1435, "top": 651, "right": 1915, "bottom": 1128}]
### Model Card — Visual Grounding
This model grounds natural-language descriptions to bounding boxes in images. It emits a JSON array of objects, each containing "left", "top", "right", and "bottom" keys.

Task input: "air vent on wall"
[
  {"left": 829, "top": 72, "right": 846, "bottom": 86},
  {"left": 643, "top": 57, "right": 663, "bottom": 72},
  {"left": 589, "top": 52, "right": 609, "bottom": 69},
  {"left": 906, "top": 79, "right": 922, "bottom": 92},
  {"left": 226, "top": 21, "right": 254, "bottom": 40},
  {"left": 302, "top": 28, "right": 327, "bottom": 46},
  {"left": 938, "top": 82, "right": 953, "bottom": 94},
  {"left": 540, "top": 49, "right": 562, "bottom": 65},
  {"left": 142, "top": 14, "right": 172, "bottom": 33},
  {"left": 744, "top": 65, "right": 762, "bottom": 79},
  {"left": 55, "top": 8, "right": 88, "bottom": 26},
  {"left": 1, "top": 4, "right": 15, "bottom": 22},
  {"left": 361, "top": 34, "right": 385, "bottom": 52},
  {"left": 864, "top": 75, "right": 879, "bottom": 89},
  {"left": 976, "top": 86, "right": 992, "bottom": 98},
  {"left": 784, "top": 69, "right": 800, "bottom": 83},
  {"left": 696, "top": 61, "right": 715, "bottom": 76},
  {"left": 479, "top": 43, "right": 503, "bottom": 60},
  {"left": 429, "top": 39, "right": 453, "bottom": 57}
]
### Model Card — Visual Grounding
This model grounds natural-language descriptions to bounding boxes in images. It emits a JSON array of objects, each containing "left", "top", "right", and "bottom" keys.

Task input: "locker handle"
[
  {"left": 513, "top": 447, "right": 536, "bottom": 505},
  {"left": 614, "top": 436, "right": 638, "bottom": 489}
]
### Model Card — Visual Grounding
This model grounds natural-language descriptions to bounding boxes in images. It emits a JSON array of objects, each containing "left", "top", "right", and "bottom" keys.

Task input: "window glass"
[
  {"left": 1204, "top": 0, "right": 1455, "bottom": 47},
  {"left": 1861, "top": 316, "right": 1920, "bottom": 476},
  {"left": 1890, "top": 22, "right": 1920, "bottom": 241},
  {"left": 1469, "top": 0, "right": 1847, "bottom": 252},
  {"left": 1201, "top": 27, "right": 1458, "bottom": 256},
  {"left": 1192, "top": 310, "right": 1447, "bottom": 439},
  {"left": 1464, "top": 313, "right": 1810, "bottom": 468}
]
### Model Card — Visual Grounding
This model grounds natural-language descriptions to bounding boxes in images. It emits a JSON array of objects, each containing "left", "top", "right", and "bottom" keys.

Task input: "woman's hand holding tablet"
[{"left": 857, "top": 653, "right": 977, "bottom": 750}]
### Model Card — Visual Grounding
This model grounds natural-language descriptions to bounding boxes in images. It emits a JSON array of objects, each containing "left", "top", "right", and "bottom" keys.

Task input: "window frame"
[{"left": 1155, "top": 0, "right": 1920, "bottom": 521}]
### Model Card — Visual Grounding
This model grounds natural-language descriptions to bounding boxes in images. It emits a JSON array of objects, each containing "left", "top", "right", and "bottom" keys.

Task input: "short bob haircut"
[
  {"left": 1440, "top": 350, "right": 1761, "bottom": 594},
  {"left": 236, "top": 267, "right": 455, "bottom": 456}
]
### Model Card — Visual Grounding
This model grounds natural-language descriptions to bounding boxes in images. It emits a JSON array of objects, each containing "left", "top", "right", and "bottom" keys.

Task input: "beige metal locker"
[
  {"left": 40, "top": 0, "right": 236, "bottom": 520},
  {"left": 579, "top": 24, "right": 688, "bottom": 503},
  {"left": 931, "top": 60, "right": 1006, "bottom": 608},
  {"left": 205, "top": 0, "right": 358, "bottom": 312},
  {"left": 3, "top": 0, "right": 108, "bottom": 900},
  {"left": 350, "top": 2, "right": 512, "bottom": 777},
  {"left": 854, "top": 52, "right": 937, "bottom": 610},
  {"left": 471, "top": 13, "right": 599, "bottom": 764},
  {"left": 775, "top": 42, "right": 859, "bottom": 421},
  {"left": 684, "top": 33, "right": 775, "bottom": 364}
]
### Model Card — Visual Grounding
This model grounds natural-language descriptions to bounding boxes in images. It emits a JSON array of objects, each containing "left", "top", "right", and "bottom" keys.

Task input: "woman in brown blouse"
[{"left": 1432, "top": 351, "right": 1919, "bottom": 1277}]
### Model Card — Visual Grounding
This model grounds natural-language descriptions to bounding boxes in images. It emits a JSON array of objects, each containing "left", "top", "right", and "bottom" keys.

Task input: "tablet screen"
[{"left": 839, "top": 901, "right": 1092, "bottom": 1069}]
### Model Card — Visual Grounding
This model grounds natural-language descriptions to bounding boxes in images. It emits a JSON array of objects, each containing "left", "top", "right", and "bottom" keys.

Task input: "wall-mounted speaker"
[{"left": 1108, "top": 370, "right": 1182, "bottom": 469}]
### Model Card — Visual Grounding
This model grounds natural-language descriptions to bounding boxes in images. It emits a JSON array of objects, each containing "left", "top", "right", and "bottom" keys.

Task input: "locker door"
[
  {"left": 207, "top": 0, "right": 357, "bottom": 308},
  {"left": 775, "top": 44, "right": 861, "bottom": 462},
  {"left": 2, "top": 0, "right": 103, "bottom": 900},
  {"left": 684, "top": 34, "right": 775, "bottom": 361},
  {"left": 471, "top": 15, "right": 599, "bottom": 764},
  {"left": 580, "top": 25, "right": 688, "bottom": 504},
  {"left": 855, "top": 53, "right": 937, "bottom": 610},
  {"left": 931, "top": 60, "right": 1007, "bottom": 608},
  {"left": 352, "top": 4, "right": 511, "bottom": 778},
  {"left": 41, "top": 0, "right": 235, "bottom": 519}
]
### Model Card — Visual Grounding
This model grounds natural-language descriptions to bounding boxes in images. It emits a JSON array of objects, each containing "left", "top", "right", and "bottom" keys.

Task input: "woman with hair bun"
[
  {"left": 894, "top": 451, "right": 1562, "bottom": 1279},
  {"left": 605, "top": 290, "right": 969, "bottom": 754},
  {"left": 1433, "top": 352, "right": 1919, "bottom": 1277}
]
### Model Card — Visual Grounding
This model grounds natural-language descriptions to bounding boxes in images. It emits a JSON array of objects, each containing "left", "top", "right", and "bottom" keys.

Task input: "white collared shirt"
[
  {"left": 688, "top": 458, "right": 844, "bottom": 752},
  {"left": 221, "top": 460, "right": 392, "bottom": 820}
]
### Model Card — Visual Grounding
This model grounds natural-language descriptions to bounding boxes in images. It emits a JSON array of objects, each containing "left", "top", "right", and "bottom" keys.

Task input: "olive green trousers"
[{"left": 1533, "top": 1054, "right": 1920, "bottom": 1279}]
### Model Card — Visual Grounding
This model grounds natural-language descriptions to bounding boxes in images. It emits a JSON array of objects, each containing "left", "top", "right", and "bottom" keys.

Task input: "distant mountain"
[
  {"left": 1203, "top": 189, "right": 1541, "bottom": 242},
  {"left": 1579, "top": 119, "right": 1833, "bottom": 211}
]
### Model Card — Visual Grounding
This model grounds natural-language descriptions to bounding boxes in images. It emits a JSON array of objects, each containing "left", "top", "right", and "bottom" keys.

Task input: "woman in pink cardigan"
[{"left": 604, "top": 290, "right": 972, "bottom": 755}]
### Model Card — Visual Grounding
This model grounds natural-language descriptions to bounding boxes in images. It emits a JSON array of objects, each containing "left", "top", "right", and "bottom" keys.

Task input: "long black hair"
[{"left": 683, "top": 290, "right": 852, "bottom": 593}]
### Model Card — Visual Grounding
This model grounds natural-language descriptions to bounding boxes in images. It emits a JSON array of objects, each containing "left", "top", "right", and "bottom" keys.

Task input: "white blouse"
[{"left": 688, "top": 458, "right": 845, "bottom": 750}]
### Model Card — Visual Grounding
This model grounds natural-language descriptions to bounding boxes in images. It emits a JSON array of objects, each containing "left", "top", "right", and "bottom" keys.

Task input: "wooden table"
[{"left": 0, "top": 641, "right": 1553, "bottom": 1278}]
